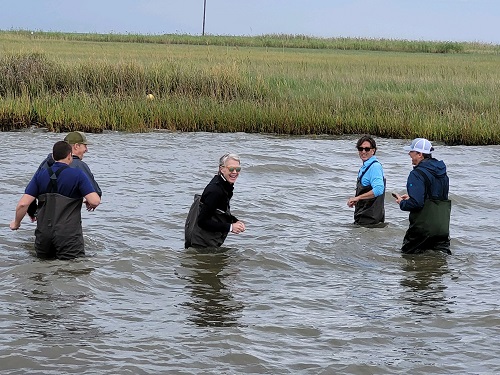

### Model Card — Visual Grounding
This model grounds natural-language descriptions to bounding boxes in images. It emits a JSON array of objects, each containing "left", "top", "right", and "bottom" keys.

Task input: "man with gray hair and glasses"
[{"left": 185, "top": 153, "right": 246, "bottom": 249}]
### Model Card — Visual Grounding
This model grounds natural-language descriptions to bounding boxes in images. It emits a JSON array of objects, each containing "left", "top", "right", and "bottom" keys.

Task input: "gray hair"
[{"left": 219, "top": 153, "right": 241, "bottom": 167}]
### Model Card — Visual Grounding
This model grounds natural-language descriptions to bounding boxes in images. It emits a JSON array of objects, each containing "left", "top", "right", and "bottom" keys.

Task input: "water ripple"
[{"left": 0, "top": 132, "right": 499, "bottom": 374}]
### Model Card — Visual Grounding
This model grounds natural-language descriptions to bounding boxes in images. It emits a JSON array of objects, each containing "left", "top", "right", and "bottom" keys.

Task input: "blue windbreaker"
[{"left": 400, "top": 158, "right": 449, "bottom": 211}]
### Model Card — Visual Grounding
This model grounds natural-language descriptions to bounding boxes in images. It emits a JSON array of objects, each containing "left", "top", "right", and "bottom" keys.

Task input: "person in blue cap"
[{"left": 393, "top": 138, "right": 451, "bottom": 254}]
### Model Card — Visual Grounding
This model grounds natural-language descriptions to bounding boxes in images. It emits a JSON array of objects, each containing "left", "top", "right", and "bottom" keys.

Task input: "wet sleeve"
[{"left": 400, "top": 170, "right": 426, "bottom": 211}]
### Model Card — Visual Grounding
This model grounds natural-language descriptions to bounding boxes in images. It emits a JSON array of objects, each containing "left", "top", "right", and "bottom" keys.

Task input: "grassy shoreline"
[
  {"left": 3, "top": 30, "right": 500, "bottom": 54},
  {"left": 1, "top": 31, "right": 499, "bottom": 145}
]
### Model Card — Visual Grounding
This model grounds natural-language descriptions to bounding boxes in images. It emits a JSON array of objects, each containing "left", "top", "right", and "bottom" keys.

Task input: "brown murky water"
[{"left": 1, "top": 130, "right": 499, "bottom": 374}]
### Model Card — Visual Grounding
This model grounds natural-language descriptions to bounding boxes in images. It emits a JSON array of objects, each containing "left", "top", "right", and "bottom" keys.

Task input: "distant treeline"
[{"left": 2, "top": 29, "right": 500, "bottom": 54}]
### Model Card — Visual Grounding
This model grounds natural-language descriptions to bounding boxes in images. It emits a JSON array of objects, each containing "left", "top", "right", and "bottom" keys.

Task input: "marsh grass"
[
  {"left": 0, "top": 31, "right": 499, "bottom": 145},
  {"left": 4, "top": 30, "right": 500, "bottom": 54}
]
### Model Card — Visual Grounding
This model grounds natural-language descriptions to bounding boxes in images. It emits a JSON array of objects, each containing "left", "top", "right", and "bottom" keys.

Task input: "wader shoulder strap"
[
  {"left": 358, "top": 160, "right": 379, "bottom": 182},
  {"left": 46, "top": 165, "right": 69, "bottom": 193}
]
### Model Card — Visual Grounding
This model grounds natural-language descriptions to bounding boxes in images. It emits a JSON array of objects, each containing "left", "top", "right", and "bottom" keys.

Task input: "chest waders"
[
  {"left": 402, "top": 168, "right": 451, "bottom": 254},
  {"left": 35, "top": 166, "right": 86, "bottom": 260},
  {"left": 185, "top": 194, "right": 233, "bottom": 249},
  {"left": 354, "top": 161, "right": 386, "bottom": 226}
]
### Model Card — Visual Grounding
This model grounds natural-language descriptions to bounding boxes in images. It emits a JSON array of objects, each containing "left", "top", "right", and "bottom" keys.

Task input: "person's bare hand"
[
  {"left": 231, "top": 221, "right": 246, "bottom": 234},
  {"left": 394, "top": 193, "right": 409, "bottom": 204},
  {"left": 85, "top": 201, "right": 96, "bottom": 211},
  {"left": 347, "top": 197, "right": 358, "bottom": 208}
]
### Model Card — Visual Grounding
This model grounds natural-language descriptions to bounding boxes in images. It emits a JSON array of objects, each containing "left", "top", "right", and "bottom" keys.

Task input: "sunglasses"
[
  {"left": 226, "top": 166, "right": 241, "bottom": 172},
  {"left": 357, "top": 147, "right": 373, "bottom": 152}
]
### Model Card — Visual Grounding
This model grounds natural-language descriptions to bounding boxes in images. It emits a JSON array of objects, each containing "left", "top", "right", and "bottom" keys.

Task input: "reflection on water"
[
  {"left": 2, "top": 132, "right": 500, "bottom": 374},
  {"left": 180, "top": 248, "right": 244, "bottom": 327},
  {"left": 400, "top": 253, "right": 454, "bottom": 315},
  {"left": 20, "top": 263, "right": 97, "bottom": 339}
]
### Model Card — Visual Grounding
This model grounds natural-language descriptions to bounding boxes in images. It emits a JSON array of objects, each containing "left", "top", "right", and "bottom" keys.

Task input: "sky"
[{"left": 1, "top": 0, "right": 499, "bottom": 44}]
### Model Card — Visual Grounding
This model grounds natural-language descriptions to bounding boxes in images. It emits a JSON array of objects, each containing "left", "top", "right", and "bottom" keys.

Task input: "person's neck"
[
  {"left": 363, "top": 155, "right": 375, "bottom": 164},
  {"left": 218, "top": 173, "right": 233, "bottom": 186}
]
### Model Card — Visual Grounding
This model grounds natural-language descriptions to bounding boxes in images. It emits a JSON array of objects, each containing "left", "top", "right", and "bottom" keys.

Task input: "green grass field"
[{"left": 1, "top": 30, "right": 499, "bottom": 145}]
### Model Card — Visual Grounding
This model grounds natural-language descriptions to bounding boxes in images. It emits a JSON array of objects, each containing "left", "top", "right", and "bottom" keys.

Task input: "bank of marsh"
[{"left": 1, "top": 31, "right": 499, "bottom": 145}]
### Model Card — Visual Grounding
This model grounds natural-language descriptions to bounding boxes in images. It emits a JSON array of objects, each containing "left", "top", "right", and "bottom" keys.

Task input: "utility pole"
[{"left": 202, "top": 0, "right": 207, "bottom": 36}]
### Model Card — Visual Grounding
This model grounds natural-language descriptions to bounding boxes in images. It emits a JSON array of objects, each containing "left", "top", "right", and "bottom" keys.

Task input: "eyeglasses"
[
  {"left": 357, "top": 147, "right": 373, "bottom": 152},
  {"left": 226, "top": 166, "right": 241, "bottom": 172}
]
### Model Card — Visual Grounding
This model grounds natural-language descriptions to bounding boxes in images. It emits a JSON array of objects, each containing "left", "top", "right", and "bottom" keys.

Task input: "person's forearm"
[
  {"left": 84, "top": 192, "right": 101, "bottom": 208},
  {"left": 12, "top": 194, "right": 36, "bottom": 228},
  {"left": 400, "top": 196, "right": 423, "bottom": 211},
  {"left": 357, "top": 190, "right": 375, "bottom": 201},
  {"left": 13, "top": 205, "right": 29, "bottom": 226}
]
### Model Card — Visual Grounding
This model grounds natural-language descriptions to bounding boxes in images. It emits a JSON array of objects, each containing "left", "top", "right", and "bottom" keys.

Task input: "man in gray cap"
[
  {"left": 62, "top": 131, "right": 102, "bottom": 199},
  {"left": 393, "top": 138, "right": 451, "bottom": 254},
  {"left": 27, "top": 131, "right": 102, "bottom": 219}
]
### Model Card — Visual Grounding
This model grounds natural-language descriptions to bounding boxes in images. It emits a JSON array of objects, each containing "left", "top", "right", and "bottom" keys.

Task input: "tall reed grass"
[{"left": 1, "top": 31, "right": 499, "bottom": 145}]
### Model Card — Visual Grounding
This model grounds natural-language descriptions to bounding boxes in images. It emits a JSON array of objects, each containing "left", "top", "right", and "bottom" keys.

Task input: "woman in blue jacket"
[{"left": 347, "top": 135, "right": 386, "bottom": 226}]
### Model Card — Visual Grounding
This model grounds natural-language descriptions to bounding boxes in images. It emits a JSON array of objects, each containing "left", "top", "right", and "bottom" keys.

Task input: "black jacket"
[{"left": 198, "top": 174, "right": 238, "bottom": 232}]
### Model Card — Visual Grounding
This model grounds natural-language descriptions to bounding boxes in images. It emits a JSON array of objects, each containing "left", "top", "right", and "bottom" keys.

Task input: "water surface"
[{"left": 1, "top": 131, "right": 499, "bottom": 374}]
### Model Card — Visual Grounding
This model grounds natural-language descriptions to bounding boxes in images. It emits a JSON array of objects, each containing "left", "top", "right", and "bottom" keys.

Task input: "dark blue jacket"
[{"left": 400, "top": 158, "right": 449, "bottom": 212}]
